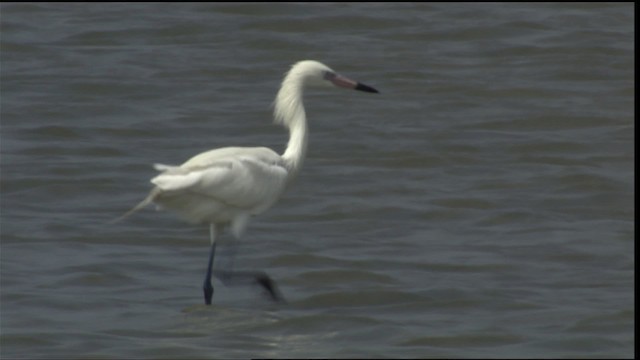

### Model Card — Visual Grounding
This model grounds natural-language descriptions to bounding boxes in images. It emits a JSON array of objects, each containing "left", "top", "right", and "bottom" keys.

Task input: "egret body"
[{"left": 121, "top": 60, "right": 378, "bottom": 304}]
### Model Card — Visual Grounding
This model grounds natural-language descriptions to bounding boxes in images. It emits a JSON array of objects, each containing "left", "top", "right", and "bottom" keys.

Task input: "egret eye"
[{"left": 323, "top": 71, "right": 337, "bottom": 81}]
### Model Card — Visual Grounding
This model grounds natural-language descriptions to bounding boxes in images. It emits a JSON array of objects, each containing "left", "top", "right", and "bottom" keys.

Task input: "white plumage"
[
  {"left": 119, "top": 60, "right": 378, "bottom": 304},
  {"left": 150, "top": 147, "right": 288, "bottom": 236}
]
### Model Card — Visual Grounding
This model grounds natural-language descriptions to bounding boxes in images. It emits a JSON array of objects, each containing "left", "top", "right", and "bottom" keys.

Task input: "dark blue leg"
[
  {"left": 203, "top": 240, "right": 216, "bottom": 305},
  {"left": 203, "top": 225, "right": 217, "bottom": 305},
  {"left": 213, "top": 241, "right": 285, "bottom": 303}
]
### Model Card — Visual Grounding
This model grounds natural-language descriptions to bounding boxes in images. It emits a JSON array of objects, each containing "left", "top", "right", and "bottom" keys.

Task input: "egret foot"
[
  {"left": 255, "top": 273, "right": 285, "bottom": 303},
  {"left": 203, "top": 280, "right": 214, "bottom": 305},
  {"left": 214, "top": 270, "right": 286, "bottom": 303}
]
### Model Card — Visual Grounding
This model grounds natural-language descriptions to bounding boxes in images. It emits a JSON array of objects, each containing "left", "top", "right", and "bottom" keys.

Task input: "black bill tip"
[{"left": 355, "top": 82, "right": 379, "bottom": 93}]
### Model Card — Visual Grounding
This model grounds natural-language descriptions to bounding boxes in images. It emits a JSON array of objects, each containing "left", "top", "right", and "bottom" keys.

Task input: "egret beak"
[{"left": 327, "top": 73, "right": 379, "bottom": 93}]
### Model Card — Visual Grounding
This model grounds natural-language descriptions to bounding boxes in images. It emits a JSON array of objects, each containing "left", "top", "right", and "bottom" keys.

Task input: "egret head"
[
  {"left": 287, "top": 60, "right": 379, "bottom": 93},
  {"left": 275, "top": 60, "right": 378, "bottom": 127}
]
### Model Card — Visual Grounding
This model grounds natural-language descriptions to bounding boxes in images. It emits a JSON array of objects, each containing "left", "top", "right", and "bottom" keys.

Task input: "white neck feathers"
[{"left": 274, "top": 66, "right": 309, "bottom": 176}]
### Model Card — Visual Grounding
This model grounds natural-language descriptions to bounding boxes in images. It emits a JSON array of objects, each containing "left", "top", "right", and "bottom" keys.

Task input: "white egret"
[{"left": 120, "top": 60, "right": 378, "bottom": 305}]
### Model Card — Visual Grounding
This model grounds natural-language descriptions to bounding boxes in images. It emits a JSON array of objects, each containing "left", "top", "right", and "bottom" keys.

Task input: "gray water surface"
[{"left": 1, "top": 3, "right": 634, "bottom": 358}]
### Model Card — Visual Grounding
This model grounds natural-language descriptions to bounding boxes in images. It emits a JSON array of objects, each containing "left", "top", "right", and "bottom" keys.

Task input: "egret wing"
[{"left": 151, "top": 147, "right": 289, "bottom": 211}]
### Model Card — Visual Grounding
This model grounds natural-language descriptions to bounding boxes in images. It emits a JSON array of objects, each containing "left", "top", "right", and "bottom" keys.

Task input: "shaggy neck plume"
[{"left": 274, "top": 66, "right": 309, "bottom": 178}]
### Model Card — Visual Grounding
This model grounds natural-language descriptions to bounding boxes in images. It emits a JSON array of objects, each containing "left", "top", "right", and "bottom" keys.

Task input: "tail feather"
[{"left": 110, "top": 188, "right": 161, "bottom": 224}]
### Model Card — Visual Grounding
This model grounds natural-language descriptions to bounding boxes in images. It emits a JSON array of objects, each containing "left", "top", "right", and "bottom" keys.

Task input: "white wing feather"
[
  {"left": 148, "top": 146, "right": 289, "bottom": 225},
  {"left": 152, "top": 170, "right": 203, "bottom": 191}
]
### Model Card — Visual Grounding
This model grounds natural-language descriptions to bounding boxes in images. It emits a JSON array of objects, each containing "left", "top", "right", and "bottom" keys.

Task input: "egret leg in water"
[
  {"left": 117, "top": 60, "right": 378, "bottom": 304},
  {"left": 203, "top": 225, "right": 284, "bottom": 304}
]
